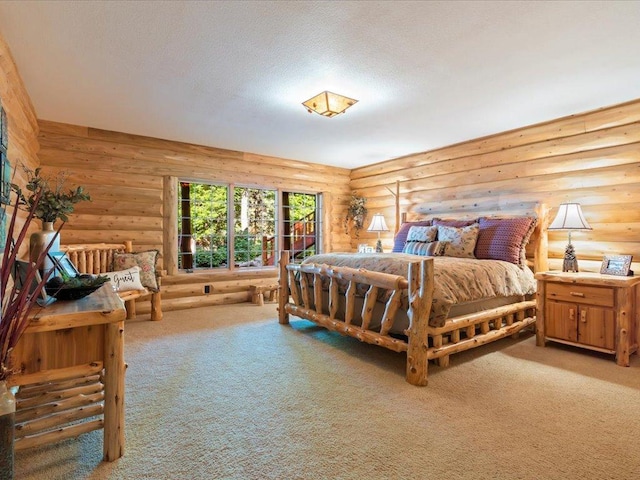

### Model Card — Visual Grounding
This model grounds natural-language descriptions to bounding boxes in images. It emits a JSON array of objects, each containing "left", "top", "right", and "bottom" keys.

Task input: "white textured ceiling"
[{"left": 1, "top": 1, "right": 640, "bottom": 169}]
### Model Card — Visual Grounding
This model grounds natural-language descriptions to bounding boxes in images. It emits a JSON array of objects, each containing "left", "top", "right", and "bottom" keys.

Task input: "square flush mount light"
[{"left": 302, "top": 91, "right": 358, "bottom": 117}]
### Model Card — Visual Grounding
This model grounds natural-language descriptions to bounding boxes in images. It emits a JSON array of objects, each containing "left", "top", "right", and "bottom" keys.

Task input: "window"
[
  {"left": 282, "top": 192, "right": 321, "bottom": 263},
  {"left": 179, "top": 181, "right": 294, "bottom": 270},
  {"left": 178, "top": 182, "right": 228, "bottom": 269},
  {"left": 233, "top": 187, "right": 276, "bottom": 268}
]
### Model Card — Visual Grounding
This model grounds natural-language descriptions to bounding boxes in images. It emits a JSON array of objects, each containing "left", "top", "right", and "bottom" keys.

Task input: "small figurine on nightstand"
[{"left": 563, "top": 243, "right": 579, "bottom": 272}]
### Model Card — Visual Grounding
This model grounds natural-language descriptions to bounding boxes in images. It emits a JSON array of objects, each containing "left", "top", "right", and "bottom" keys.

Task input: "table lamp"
[
  {"left": 548, "top": 203, "right": 592, "bottom": 272},
  {"left": 367, "top": 213, "right": 389, "bottom": 253}
]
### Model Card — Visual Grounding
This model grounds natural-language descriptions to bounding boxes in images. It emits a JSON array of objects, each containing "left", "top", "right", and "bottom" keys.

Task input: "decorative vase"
[
  {"left": 29, "top": 221, "right": 60, "bottom": 275},
  {"left": 0, "top": 380, "right": 16, "bottom": 479}
]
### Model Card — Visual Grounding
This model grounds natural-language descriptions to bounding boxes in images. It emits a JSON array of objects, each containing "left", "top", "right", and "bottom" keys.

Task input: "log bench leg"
[
  {"left": 125, "top": 299, "right": 136, "bottom": 320},
  {"left": 151, "top": 293, "right": 163, "bottom": 321},
  {"left": 250, "top": 285, "right": 279, "bottom": 306},
  {"left": 268, "top": 288, "right": 278, "bottom": 302}
]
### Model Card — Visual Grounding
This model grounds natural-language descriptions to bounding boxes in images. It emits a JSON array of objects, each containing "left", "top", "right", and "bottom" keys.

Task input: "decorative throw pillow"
[
  {"left": 392, "top": 220, "right": 432, "bottom": 252},
  {"left": 402, "top": 240, "right": 448, "bottom": 257},
  {"left": 104, "top": 266, "right": 145, "bottom": 292},
  {"left": 437, "top": 224, "right": 480, "bottom": 258},
  {"left": 405, "top": 225, "right": 438, "bottom": 243},
  {"left": 433, "top": 218, "right": 478, "bottom": 228},
  {"left": 475, "top": 217, "right": 536, "bottom": 267},
  {"left": 113, "top": 250, "right": 160, "bottom": 292}
]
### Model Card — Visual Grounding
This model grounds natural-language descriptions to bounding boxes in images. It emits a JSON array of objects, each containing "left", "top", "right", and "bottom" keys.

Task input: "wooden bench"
[
  {"left": 249, "top": 283, "right": 279, "bottom": 306},
  {"left": 59, "top": 241, "right": 163, "bottom": 321}
]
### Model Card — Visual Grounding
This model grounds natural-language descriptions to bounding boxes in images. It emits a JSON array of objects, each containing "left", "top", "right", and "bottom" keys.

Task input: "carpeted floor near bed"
[{"left": 14, "top": 303, "right": 640, "bottom": 480}]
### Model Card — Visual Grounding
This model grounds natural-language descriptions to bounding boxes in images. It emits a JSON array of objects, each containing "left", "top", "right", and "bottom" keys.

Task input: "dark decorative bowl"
[{"left": 46, "top": 284, "right": 104, "bottom": 301}]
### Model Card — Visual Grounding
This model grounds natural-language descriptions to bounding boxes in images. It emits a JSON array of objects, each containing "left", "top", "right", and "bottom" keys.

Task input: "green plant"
[
  {"left": 12, "top": 167, "right": 90, "bottom": 224},
  {"left": 344, "top": 194, "right": 367, "bottom": 238}
]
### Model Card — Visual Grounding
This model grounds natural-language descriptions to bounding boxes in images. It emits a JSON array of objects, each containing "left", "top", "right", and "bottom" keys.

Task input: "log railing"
[{"left": 263, "top": 211, "right": 317, "bottom": 266}]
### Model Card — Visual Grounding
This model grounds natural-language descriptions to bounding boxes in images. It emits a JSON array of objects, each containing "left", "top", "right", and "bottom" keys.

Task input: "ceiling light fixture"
[{"left": 302, "top": 90, "right": 358, "bottom": 117}]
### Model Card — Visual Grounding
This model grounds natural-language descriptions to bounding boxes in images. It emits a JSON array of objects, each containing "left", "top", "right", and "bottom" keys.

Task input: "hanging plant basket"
[{"left": 344, "top": 195, "right": 367, "bottom": 238}]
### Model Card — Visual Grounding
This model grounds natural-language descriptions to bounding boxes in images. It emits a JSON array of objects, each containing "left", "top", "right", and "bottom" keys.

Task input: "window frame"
[{"left": 174, "top": 178, "right": 322, "bottom": 273}]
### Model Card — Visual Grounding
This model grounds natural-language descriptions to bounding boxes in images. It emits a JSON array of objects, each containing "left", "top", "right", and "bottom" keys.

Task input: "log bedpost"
[
  {"left": 534, "top": 203, "right": 549, "bottom": 273},
  {"left": 278, "top": 251, "right": 290, "bottom": 325},
  {"left": 406, "top": 258, "right": 434, "bottom": 386}
]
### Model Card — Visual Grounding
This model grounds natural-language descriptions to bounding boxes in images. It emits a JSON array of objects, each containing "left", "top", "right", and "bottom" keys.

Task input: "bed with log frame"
[{"left": 278, "top": 204, "right": 549, "bottom": 386}]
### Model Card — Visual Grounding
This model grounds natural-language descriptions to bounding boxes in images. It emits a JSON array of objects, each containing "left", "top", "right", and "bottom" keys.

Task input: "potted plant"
[
  {"left": 344, "top": 194, "right": 367, "bottom": 238},
  {"left": 1, "top": 183, "right": 57, "bottom": 479},
  {"left": 12, "top": 167, "right": 90, "bottom": 266},
  {"left": 15, "top": 167, "right": 90, "bottom": 225}
]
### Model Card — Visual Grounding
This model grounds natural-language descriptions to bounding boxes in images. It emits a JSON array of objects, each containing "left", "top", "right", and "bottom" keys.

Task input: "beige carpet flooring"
[{"left": 13, "top": 303, "right": 640, "bottom": 480}]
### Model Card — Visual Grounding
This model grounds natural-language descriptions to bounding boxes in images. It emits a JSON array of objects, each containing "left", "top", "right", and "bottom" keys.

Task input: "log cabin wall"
[
  {"left": 37, "top": 120, "right": 352, "bottom": 314},
  {"left": 350, "top": 98, "right": 640, "bottom": 274},
  {"left": 0, "top": 33, "right": 40, "bottom": 255}
]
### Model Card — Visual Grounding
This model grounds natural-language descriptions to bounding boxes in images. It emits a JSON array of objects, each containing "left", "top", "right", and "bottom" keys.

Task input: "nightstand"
[{"left": 535, "top": 271, "right": 640, "bottom": 366}]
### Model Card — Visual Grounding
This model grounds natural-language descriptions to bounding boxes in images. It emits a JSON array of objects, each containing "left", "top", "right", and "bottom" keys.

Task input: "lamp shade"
[
  {"left": 548, "top": 203, "right": 592, "bottom": 231},
  {"left": 367, "top": 213, "right": 389, "bottom": 233},
  {"left": 302, "top": 91, "right": 358, "bottom": 117}
]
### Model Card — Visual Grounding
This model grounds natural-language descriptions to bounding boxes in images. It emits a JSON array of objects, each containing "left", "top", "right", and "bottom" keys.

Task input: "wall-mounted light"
[
  {"left": 302, "top": 91, "right": 358, "bottom": 117},
  {"left": 548, "top": 202, "right": 592, "bottom": 272}
]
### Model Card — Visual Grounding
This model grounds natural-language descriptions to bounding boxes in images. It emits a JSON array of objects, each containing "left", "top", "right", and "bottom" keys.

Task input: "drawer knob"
[{"left": 570, "top": 292, "right": 585, "bottom": 297}]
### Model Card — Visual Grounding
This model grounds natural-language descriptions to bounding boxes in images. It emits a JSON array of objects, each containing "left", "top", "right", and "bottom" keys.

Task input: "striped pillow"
[
  {"left": 402, "top": 240, "right": 448, "bottom": 257},
  {"left": 475, "top": 217, "right": 536, "bottom": 266}
]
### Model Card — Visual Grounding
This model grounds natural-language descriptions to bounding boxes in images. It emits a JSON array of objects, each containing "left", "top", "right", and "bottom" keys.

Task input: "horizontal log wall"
[
  {"left": 0, "top": 32, "right": 40, "bottom": 255},
  {"left": 350, "top": 98, "right": 640, "bottom": 273},
  {"left": 37, "top": 120, "right": 352, "bottom": 313}
]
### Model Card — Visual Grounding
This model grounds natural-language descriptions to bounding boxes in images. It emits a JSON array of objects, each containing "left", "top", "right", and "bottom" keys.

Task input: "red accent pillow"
[
  {"left": 392, "top": 220, "right": 432, "bottom": 252},
  {"left": 475, "top": 217, "right": 536, "bottom": 266}
]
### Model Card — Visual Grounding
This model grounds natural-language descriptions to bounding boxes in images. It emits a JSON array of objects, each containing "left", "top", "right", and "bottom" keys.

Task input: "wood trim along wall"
[{"left": 350, "top": 98, "right": 640, "bottom": 273}]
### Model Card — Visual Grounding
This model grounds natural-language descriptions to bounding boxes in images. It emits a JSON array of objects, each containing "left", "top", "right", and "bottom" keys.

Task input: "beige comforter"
[{"left": 301, "top": 253, "right": 536, "bottom": 327}]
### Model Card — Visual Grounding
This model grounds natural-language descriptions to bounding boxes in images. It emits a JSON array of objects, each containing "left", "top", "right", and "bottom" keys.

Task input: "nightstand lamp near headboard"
[
  {"left": 548, "top": 203, "right": 592, "bottom": 272},
  {"left": 367, "top": 213, "right": 390, "bottom": 253}
]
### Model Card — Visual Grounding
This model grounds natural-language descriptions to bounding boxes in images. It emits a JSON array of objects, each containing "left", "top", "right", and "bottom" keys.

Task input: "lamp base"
[
  {"left": 375, "top": 239, "right": 383, "bottom": 253},
  {"left": 562, "top": 242, "right": 579, "bottom": 272}
]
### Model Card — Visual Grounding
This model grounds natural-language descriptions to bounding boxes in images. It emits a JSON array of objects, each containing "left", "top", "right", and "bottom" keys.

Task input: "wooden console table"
[{"left": 8, "top": 286, "right": 127, "bottom": 461}]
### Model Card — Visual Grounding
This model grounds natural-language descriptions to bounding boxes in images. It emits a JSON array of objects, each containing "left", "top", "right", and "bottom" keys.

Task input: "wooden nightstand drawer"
[{"left": 546, "top": 283, "right": 614, "bottom": 307}]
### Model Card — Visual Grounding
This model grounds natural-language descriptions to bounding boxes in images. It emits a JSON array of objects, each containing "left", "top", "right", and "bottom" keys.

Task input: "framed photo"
[
  {"left": 357, "top": 243, "right": 368, "bottom": 253},
  {"left": 0, "top": 104, "right": 6, "bottom": 150},
  {"left": 48, "top": 252, "right": 80, "bottom": 278},
  {"left": 600, "top": 254, "right": 633, "bottom": 276},
  {"left": 13, "top": 259, "right": 50, "bottom": 304},
  {"left": 364, "top": 246, "right": 375, "bottom": 253},
  {"left": 0, "top": 151, "right": 10, "bottom": 204},
  {"left": 0, "top": 209, "right": 5, "bottom": 252}
]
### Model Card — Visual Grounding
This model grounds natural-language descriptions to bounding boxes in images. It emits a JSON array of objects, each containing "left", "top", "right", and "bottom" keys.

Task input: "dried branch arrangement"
[{"left": 0, "top": 186, "right": 60, "bottom": 381}]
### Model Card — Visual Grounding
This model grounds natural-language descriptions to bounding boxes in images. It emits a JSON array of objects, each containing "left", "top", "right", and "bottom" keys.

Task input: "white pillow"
[
  {"left": 405, "top": 225, "right": 438, "bottom": 243},
  {"left": 104, "top": 266, "right": 145, "bottom": 292},
  {"left": 437, "top": 224, "right": 480, "bottom": 258}
]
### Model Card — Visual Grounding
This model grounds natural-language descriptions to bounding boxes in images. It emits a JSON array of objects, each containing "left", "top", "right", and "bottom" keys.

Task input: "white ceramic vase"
[{"left": 29, "top": 221, "right": 60, "bottom": 274}]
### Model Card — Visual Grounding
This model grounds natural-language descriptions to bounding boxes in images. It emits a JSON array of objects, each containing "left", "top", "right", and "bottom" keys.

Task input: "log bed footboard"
[{"left": 278, "top": 250, "right": 536, "bottom": 386}]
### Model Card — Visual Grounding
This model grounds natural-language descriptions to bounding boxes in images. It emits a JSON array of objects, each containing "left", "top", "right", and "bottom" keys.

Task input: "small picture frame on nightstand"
[{"left": 600, "top": 254, "right": 633, "bottom": 276}]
